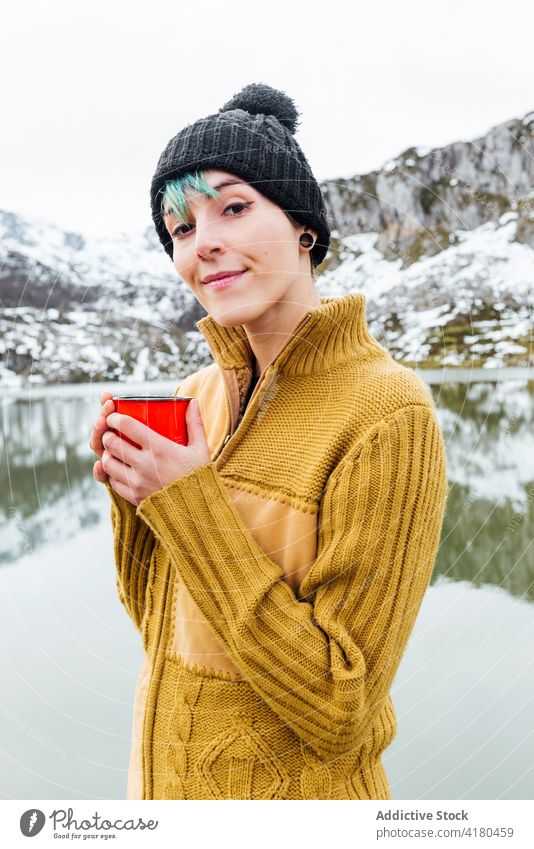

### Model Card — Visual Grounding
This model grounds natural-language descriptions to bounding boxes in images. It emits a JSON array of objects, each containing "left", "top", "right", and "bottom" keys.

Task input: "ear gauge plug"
[{"left": 299, "top": 232, "right": 314, "bottom": 248}]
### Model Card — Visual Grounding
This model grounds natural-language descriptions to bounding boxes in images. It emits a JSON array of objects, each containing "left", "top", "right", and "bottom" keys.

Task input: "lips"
[
  {"left": 202, "top": 270, "right": 246, "bottom": 291},
  {"left": 202, "top": 270, "right": 246, "bottom": 284}
]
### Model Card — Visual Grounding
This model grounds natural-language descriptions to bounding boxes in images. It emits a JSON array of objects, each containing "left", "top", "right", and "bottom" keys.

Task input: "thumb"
[{"left": 185, "top": 398, "right": 207, "bottom": 447}]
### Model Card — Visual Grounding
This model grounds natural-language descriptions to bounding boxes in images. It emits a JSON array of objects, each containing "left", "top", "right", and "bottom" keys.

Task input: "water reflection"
[
  {"left": 434, "top": 380, "right": 534, "bottom": 603},
  {"left": 1, "top": 378, "right": 533, "bottom": 604},
  {"left": 1, "top": 395, "right": 102, "bottom": 564}
]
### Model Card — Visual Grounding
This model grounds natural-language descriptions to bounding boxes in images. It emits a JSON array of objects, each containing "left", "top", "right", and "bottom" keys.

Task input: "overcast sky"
[{"left": 2, "top": 0, "right": 533, "bottom": 239}]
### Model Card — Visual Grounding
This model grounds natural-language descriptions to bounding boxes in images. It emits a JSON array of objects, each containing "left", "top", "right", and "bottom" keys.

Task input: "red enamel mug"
[{"left": 111, "top": 396, "right": 194, "bottom": 449}]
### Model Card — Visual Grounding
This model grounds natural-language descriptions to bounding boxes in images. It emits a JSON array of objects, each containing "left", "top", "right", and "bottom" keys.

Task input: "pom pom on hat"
[{"left": 219, "top": 82, "right": 301, "bottom": 134}]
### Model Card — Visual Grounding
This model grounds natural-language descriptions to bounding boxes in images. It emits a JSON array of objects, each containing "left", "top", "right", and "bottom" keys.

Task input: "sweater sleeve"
[
  {"left": 107, "top": 484, "right": 157, "bottom": 634},
  {"left": 106, "top": 380, "right": 189, "bottom": 633},
  {"left": 136, "top": 403, "right": 448, "bottom": 761}
]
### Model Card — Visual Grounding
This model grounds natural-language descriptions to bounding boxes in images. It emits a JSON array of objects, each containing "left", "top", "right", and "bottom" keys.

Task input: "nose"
[{"left": 194, "top": 218, "right": 226, "bottom": 259}]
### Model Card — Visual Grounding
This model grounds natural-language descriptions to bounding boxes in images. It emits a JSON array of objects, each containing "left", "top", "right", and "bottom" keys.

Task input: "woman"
[{"left": 90, "top": 83, "right": 448, "bottom": 800}]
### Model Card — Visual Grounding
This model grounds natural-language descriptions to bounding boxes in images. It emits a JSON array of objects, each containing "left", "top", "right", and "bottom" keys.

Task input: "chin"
[
  {"left": 210, "top": 308, "right": 253, "bottom": 327},
  {"left": 209, "top": 299, "right": 266, "bottom": 327}
]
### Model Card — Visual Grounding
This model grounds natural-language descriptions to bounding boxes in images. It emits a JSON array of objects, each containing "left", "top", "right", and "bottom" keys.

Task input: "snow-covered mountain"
[{"left": 1, "top": 110, "right": 533, "bottom": 386}]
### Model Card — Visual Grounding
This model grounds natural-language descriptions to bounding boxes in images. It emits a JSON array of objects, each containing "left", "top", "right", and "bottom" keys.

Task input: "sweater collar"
[{"left": 195, "top": 290, "right": 387, "bottom": 377}]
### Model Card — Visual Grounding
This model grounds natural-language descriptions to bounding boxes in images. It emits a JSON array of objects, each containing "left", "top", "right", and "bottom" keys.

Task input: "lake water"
[{"left": 1, "top": 371, "right": 533, "bottom": 800}]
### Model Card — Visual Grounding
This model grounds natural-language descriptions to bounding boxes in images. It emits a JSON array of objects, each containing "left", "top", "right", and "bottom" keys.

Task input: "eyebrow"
[
  {"left": 163, "top": 179, "right": 245, "bottom": 219},
  {"left": 212, "top": 179, "right": 245, "bottom": 191}
]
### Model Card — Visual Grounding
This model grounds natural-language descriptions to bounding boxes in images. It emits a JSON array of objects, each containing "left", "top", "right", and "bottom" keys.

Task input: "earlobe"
[{"left": 299, "top": 231, "right": 315, "bottom": 249}]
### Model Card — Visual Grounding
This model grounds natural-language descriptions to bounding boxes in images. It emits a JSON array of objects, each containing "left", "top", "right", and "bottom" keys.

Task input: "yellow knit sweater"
[{"left": 107, "top": 291, "right": 448, "bottom": 800}]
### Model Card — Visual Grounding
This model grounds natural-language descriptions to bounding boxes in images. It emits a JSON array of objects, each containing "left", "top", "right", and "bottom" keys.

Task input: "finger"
[
  {"left": 93, "top": 459, "right": 109, "bottom": 483},
  {"left": 89, "top": 415, "right": 111, "bottom": 456},
  {"left": 95, "top": 414, "right": 108, "bottom": 433},
  {"left": 89, "top": 426, "right": 102, "bottom": 456},
  {"left": 100, "top": 399, "right": 115, "bottom": 415},
  {"left": 100, "top": 391, "right": 114, "bottom": 405},
  {"left": 101, "top": 429, "right": 139, "bottom": 465},
  {"left": 185, "top": 398, "right": 207, "bottom": 447},
  {"left": 107, "top": 476, "right": 137, "bottom": 505},
  {"left": 101, "top": 449, "right": 137, "bottom": 485},
  {"left": 105, "top": 413, "right": 158, "bottom": 450},
  {"left": 90, "top": 400, "right": 115, "bottom": 455}
]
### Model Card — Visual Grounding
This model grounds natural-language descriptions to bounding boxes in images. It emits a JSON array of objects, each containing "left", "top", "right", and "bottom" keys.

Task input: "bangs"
[{"left": 161, "top": 171, "right": 220, "bottom": 223}]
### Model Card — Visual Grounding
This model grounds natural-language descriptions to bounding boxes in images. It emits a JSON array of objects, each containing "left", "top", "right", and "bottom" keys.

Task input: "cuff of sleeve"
[
  {"left": 106, "top": 482, "right": 138, "bottom": 526},
  {"left": 136, "top": 462, "right": 285, "bottom": 627}
]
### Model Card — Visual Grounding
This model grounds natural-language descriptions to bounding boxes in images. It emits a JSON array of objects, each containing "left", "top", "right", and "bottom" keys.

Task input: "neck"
[{"left": 242, "top": 283, "right": 321, "bottom": 378}]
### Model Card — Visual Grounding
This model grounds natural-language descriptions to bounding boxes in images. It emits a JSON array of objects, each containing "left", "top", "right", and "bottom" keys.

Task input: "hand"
[
  {"left": 89, "top": 391, "right": 115, "bottom": 484},
  {"left": 99, "top": 398, "right": 211, "bottom": 506}
]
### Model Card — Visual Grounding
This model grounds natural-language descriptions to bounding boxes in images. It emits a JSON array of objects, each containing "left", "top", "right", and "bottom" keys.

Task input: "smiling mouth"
[{"left": 202, "top": 271, "right": 246, "bottom": 290}]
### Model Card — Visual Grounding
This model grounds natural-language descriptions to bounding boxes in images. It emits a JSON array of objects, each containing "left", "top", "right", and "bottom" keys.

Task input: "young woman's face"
[{"left": 163, "top": 169, "right": 315, "bottom": 327}]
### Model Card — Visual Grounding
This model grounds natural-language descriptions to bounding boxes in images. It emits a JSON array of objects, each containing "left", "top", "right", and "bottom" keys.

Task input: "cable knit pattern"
[
  {"left": 107, "top": 291, "right": 449, "bottom": 799},
  {"left": 163, "top": 671, "right": 203, "bottom": 799}
]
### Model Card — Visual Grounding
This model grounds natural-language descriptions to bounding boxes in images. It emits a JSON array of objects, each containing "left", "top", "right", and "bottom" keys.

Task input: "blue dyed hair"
[{"left": 161, "top": 170, "right": 220, "bottom": 223}]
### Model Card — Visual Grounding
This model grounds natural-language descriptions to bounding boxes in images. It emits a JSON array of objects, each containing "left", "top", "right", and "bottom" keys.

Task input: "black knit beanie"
[{"left": 149, "top": 82, "right": 330, "bottom": 268}]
